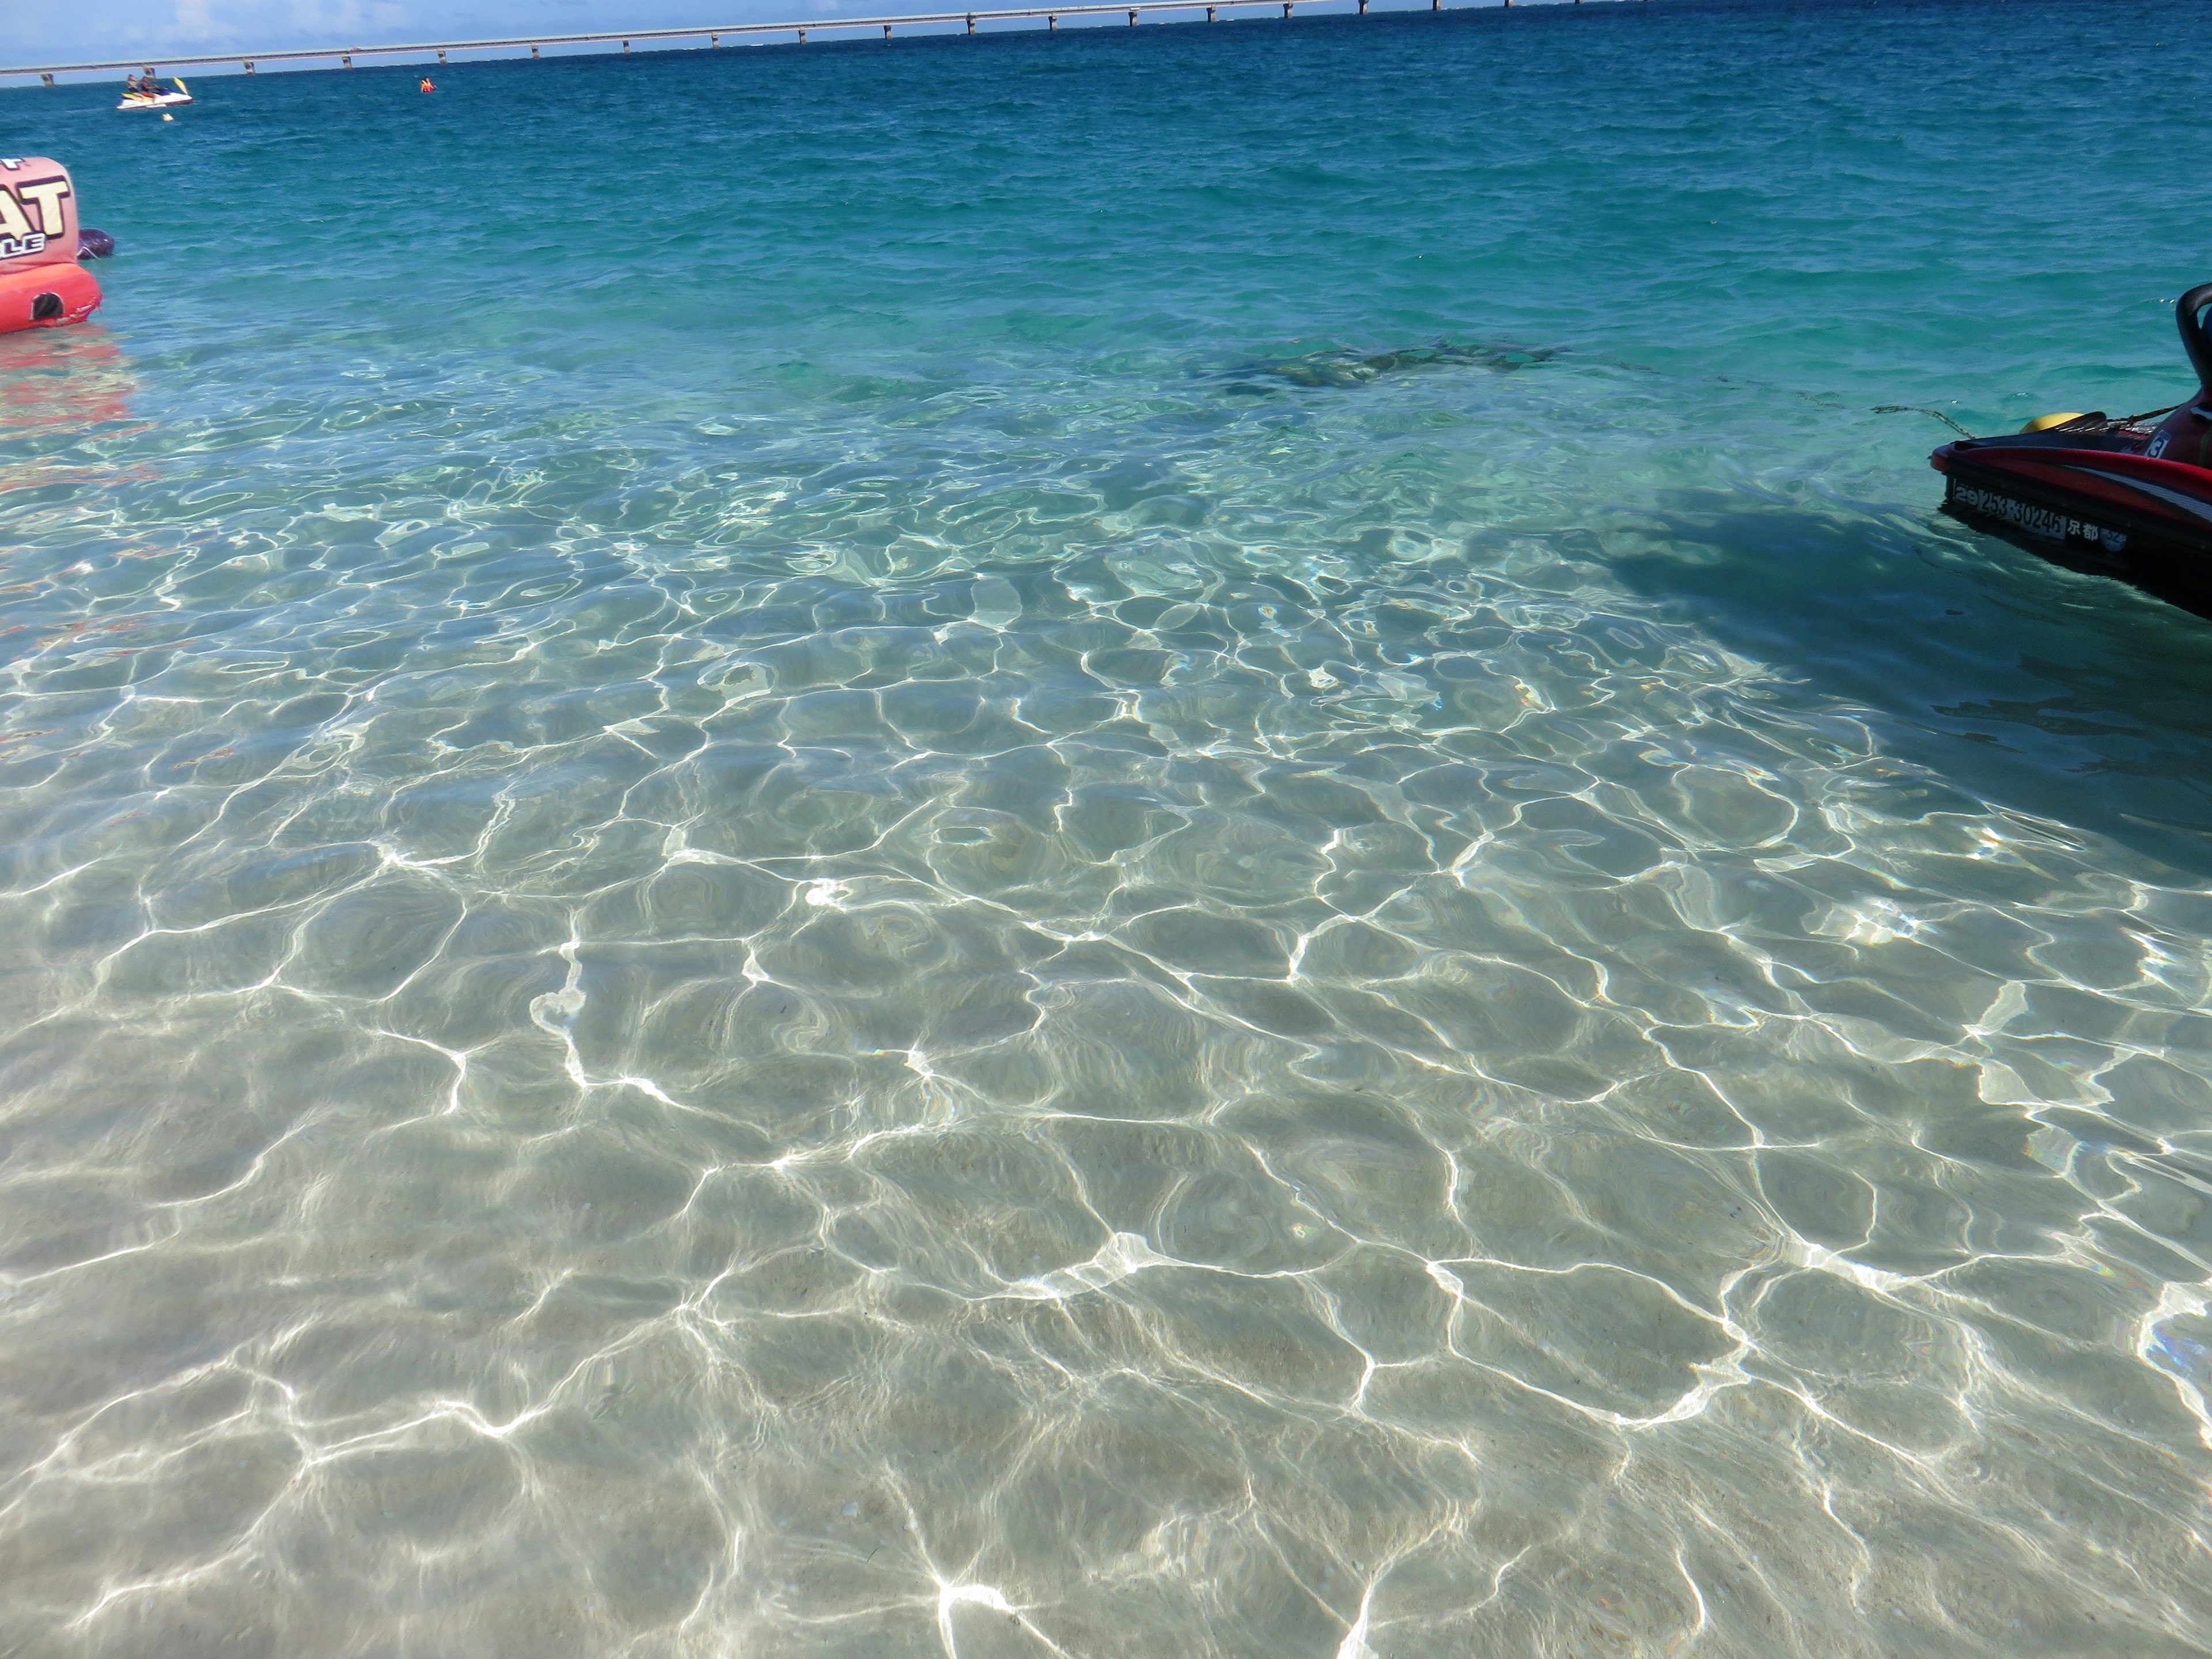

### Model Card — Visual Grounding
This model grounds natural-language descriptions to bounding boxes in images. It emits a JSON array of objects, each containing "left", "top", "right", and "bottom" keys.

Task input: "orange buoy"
[{"left": 0, "top": 156, "right": 101, "bottom": 335}]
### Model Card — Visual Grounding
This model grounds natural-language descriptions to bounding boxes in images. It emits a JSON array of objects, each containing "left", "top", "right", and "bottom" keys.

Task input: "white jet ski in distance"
[{"left": 118, "top": 78, "right": 191, "bottom": 111}]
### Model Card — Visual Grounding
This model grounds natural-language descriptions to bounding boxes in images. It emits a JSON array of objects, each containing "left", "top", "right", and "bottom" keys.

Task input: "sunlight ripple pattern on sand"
[{"left": 3, "top": 3, "right": 2212, "bottom": 1654}]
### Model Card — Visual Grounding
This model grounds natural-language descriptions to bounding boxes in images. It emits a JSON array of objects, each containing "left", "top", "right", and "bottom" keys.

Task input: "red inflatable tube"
[
  {"left": 0, "top": 262, "right": 101, "bottom": 334},
  {"left": 1, "top": 156, "right": 101, "bottom": 335}
]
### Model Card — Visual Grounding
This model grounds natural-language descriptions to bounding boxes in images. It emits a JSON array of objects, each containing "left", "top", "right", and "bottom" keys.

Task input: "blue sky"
[{"left": 7, "top": 1, "right": 990, "bottom": 67}]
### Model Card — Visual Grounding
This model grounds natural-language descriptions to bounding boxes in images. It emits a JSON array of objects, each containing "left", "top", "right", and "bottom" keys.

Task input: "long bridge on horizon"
[{"left": 2, "top": 0, "right": 1638, "bottom": 86}]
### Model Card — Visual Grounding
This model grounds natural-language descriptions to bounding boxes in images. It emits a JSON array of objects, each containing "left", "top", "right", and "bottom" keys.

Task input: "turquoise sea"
[{"left": 5, "top": 1, "right": 2212, "bottom": 1652}]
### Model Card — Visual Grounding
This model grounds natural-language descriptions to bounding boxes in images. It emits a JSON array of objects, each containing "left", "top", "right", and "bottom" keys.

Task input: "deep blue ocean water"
[{"left": 5, "top": 2, "right": 2212, "bottom": 1653}]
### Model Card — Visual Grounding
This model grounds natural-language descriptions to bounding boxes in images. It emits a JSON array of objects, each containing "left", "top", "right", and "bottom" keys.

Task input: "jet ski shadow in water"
[{"left": 1232, "top": 339, "right": 1564, "bottom": 389}]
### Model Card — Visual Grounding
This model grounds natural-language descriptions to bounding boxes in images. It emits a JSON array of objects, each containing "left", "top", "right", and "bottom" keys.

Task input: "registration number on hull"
[{"left": 1946, "top": 480, "right": 2128, "bottom": 554}]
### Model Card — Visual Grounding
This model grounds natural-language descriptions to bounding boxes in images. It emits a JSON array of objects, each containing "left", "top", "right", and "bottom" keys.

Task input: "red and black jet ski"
[{"left": 1931, "top": 283, "right": 2212, "bottom": 608}]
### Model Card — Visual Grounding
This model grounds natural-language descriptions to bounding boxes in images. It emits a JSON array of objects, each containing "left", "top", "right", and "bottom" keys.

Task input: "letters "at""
[{"left": 0, "top": 177, "right": 72, "bottom": 244}]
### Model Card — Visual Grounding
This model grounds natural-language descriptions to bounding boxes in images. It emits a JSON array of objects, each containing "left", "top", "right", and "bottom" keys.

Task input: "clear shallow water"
[{"left": 5, "top": 2, "right": 2212, "bottom": 1652}]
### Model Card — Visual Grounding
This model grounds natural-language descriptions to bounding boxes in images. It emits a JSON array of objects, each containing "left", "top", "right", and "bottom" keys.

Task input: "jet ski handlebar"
[{"left": 2179, "top": 282, "right": 2212, "bottom": 398}]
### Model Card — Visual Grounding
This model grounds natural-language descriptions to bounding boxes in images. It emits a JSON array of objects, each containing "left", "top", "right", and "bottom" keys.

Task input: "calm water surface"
[{"left": 5, "top": 2, "right": 2212, "bottom": 1653}]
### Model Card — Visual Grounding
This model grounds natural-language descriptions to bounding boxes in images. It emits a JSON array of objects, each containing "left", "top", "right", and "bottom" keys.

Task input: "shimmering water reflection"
[{"left": 5, "top": 3, "right": 2212, "bottom": 1654}]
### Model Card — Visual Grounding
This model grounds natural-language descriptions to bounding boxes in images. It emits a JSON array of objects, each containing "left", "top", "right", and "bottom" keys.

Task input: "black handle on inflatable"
[{"left": 2179, "top": 282, "right": 2212, "bottom": 395}]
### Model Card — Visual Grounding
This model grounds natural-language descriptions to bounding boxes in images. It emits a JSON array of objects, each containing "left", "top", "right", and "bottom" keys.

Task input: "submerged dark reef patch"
[{"left": 1233, "top": 339, "right": 1565, "bottom": 389}]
